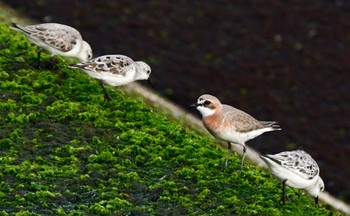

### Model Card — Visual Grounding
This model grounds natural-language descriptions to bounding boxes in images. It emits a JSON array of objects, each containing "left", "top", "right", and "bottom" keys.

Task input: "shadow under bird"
[
  {"left": 10, "top": 23, "right": 93, "bottom": 62},
  {"left": 69, "top": 54, "right": 152, "bottom": 100},
  {"left": 191, "top": 94, "right": 281, "bottom": 170},
  {"left": 260, "top": 149, "right": 325, "bottom": 205}
]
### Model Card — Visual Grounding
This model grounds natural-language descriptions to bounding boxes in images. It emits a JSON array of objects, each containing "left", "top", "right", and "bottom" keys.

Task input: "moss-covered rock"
[{"left": 0, "top": 23, "right": 344, "bottom": 215}]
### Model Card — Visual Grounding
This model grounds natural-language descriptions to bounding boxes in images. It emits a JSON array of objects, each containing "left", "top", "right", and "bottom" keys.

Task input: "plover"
[
  {"left": 191, "top": 94, "right": 280, "bottom": 169},
  {"left": 260, "top": 149, "right": 324, "bottom": 204},
  {"left": 69, "top": 54, "right": 151, "bottom": 100},
  {"left": 10, "top": 23, "right": 93, "bottom": 62}
]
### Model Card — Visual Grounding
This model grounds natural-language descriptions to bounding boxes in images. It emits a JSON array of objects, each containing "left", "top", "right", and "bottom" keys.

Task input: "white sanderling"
[
  {"left": 10, "top": 23, "right": 93, "bottom": 62},
  {"left": 191, "top": 94, "right": 280, "bottom": 169},
  {"left": 260, "top": 149, "right": 325, "bottom": 204},
  {"left": 69, "top": 54, "right": 151, "bottom": 100}
]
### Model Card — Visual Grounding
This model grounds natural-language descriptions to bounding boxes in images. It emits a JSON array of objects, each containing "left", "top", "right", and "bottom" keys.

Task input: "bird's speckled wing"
[
  {"left": 271, "top": 150, "right": 319, "bottom": 180},
  {"left": 16, "top": 23, "right": 81, "bottom": 52},
  {"left": 75, "top": 55, "right": 135, "bottom": 76}
]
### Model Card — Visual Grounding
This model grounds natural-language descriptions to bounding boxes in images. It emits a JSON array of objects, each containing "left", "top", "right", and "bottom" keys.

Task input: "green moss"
[{"left": 0, "top": 22, "right": 346, "bottom": 215}]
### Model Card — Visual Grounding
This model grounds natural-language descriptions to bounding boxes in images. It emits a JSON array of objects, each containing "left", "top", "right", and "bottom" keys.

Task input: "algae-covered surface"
[{"left": 0, "top": 23, "right": 344, "bottom": 215}]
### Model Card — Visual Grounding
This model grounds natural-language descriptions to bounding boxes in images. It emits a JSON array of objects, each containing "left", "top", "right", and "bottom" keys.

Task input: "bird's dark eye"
[
  {"left": 147, "top": 70, "right": 151, "bottom": 74},
  {"left": 203, "top": 100, "right": 211, "bottom": 106}
]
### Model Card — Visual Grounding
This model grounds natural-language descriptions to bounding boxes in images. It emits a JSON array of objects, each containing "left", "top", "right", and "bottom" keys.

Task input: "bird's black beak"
[
  {"left": 147, "top": 79, "right": 155, "bottom": 89},
  {"left": 190, "top": 103, "right": 199, "bottom": 108},
  {"left": 314, "top": 196, "right": 319, "bottom": 204}
]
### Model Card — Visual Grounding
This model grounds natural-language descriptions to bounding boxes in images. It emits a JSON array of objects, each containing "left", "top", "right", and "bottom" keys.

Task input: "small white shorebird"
[
  {"left": 191, "top": 94, "right": 280, "bottom": 169},
  {"left": 69, "top": 54, "right": 152, "bottom": 100},
  {"left": 10, "top": 23, "right": 93, "bottom": 62},
  {"left": 260, "top": 149, "right": 325, "bottom": 204}
]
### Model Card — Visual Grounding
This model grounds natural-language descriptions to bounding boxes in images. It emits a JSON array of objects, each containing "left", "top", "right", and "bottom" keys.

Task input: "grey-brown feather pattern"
[
  {"left": 273, "top": 150, "right": 319, "bottom": 180},
  {"left": 222, "top": 105, "right": 270, "bottom": 133},
  {"left": 77, "top": 55, "right": 135, "bottom": 76},
  {"left": 15, "top": 24, "right": 81, "bottom": 52}
]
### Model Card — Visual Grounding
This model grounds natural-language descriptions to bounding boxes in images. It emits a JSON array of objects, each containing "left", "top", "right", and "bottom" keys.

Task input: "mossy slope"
[{"left": 0, "top": 23, "right": 344, "bottom": 215}]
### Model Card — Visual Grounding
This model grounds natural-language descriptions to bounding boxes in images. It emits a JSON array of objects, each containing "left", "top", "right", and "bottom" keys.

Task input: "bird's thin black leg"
[
  {"left": 34, "top": 49, "right": 57, "bottom": 69},
  {"left": 37, "top": 48, "right": 43, "bottom": 64},
  {"left": 99, "top": 81, "right": 112, "bottom": 101},
  {"left": 222, "top": 142, "right": 232, "bottom": 170},
  {"left": 280, "top": 179, "right": 287, "bottom": 205},
  {"left": 240, "top": 145, "right": 247, "bottom": 170}
]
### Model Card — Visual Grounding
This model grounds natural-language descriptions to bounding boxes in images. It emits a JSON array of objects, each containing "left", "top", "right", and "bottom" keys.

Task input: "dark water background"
[{"left": 3, "top": 0, "right": 350, "bottom": 202}]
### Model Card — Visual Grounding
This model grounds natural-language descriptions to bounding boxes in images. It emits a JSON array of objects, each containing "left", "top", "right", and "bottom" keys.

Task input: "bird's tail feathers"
[
  {"left": 260, "top": 121, "right": 281, "bottom": 130},
  {"left": 69, "top": 63, "right": 84, "bottom": 69},
  {"left": 10, "top": 23, "right": 26, "bottom": 32},
  {"left": 260, "top": 153, "right": 282, "bottom": 165}
]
